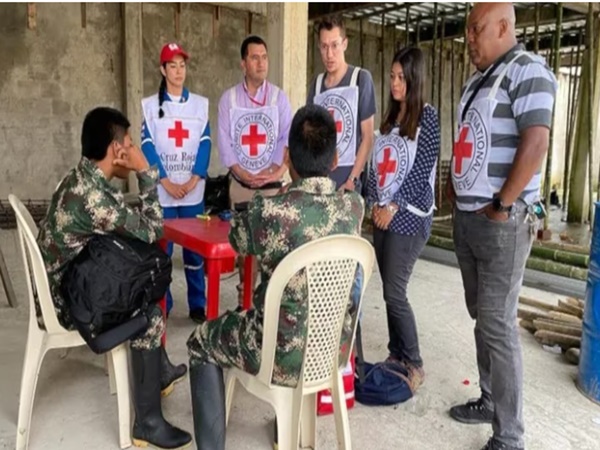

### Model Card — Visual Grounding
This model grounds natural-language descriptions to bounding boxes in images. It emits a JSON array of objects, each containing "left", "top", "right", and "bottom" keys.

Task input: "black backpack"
[{"left": 61, "top": 234, "right": 172, "bottom": 354}]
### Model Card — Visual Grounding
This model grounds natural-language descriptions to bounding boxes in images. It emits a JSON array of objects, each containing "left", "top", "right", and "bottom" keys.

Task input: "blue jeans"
[{"left": 163, "top": 203, "right": 207, "bottom": 313}]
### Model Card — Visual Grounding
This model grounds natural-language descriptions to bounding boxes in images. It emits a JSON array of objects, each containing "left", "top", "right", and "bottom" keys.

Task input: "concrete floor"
[{"left": 1, "top": 229, "right": 600, "bottom": 450}]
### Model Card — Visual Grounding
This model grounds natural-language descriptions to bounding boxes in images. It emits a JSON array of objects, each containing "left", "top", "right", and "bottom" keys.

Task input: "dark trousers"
[
  {"left": 373, "top": 228, "right": 428, "bottom": 367},
  {"left": 453, "top": 204, "right": 534, "bottom": 448}
]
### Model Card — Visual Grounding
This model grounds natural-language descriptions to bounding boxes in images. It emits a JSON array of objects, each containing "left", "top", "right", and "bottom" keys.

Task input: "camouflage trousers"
[
  {"left": 56, "top": 303, "right": 164, "bottom": 352},
  {"left": 187, "top": 308, "right": 304, "bottom": 388},
  {"left": 187, "top": 308, "right": 262, "bottom": 375},
  {"left": 130, "top": 304, "right": 165, "bottom": 351}
]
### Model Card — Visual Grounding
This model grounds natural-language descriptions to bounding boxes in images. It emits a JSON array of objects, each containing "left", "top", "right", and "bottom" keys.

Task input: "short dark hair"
[
  {"left": 81, "top": 107, "right": 130, "bottom": 160},
  {"left": 317, "top": 15, "right": 346, "bottom": 39},
  {"left": 240, "top": 35, "right": 268, "bottom": 59},
  {"left": 288, "top": 105, "right": 337, "bottom": 178}
]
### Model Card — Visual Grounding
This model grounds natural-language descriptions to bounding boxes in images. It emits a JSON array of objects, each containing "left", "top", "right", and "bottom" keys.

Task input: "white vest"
[
  {"left": 313, "top": 67, "right": 360, "bottom": 167},
  {"left": 373, "top": 127, "right": 436, "bottom": 218},
  {"left": 141, "top": 93, "right": 209, "bottom": 207},
  {"left": 229, "top": 86, "right": 280, "bottom": 174},
  {"left": 452, "top": 52, "right": 524, "bottom": 211}
]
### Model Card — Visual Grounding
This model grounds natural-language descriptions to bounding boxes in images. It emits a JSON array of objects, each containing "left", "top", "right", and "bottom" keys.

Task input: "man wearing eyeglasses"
[{"left": 307, "top": 15, "right": 376, "bottom": 193}]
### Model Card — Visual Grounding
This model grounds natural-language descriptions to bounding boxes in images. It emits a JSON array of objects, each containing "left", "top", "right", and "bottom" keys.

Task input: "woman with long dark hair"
[
  {"left": 366, "top": 47, "right": 440, "bottom": 391},
  {"left": 141, "top": 43, "right": 211, "bottom": 324}
]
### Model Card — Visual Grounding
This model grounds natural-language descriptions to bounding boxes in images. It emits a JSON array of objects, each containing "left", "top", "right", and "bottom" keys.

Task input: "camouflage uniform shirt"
[
  {"left": 187, "top": 177, "right": 364, "bottom": 387},
  {"left": 37, "top": 157, "right": 164, "bottom": 330}
]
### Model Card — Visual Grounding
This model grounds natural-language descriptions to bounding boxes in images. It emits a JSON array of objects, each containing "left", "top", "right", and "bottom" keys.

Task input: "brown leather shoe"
[{"left": 406, "top": 364, "right": 425, "bottom": 392}]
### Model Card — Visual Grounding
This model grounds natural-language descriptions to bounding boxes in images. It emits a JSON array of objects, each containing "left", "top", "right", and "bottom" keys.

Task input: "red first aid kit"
[{"left": 316, "top": 352, "right": 355, "bottom": 415}]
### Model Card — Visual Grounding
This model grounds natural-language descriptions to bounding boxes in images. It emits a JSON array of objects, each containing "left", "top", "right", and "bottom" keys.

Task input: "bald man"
[{"left": 446, "top": 3, "right": 557, "bottom": 450}]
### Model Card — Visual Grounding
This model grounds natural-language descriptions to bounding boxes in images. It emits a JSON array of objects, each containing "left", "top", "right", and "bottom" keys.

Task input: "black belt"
[{"left": 229, "top": 172, "right": 282, "bottom": 191}]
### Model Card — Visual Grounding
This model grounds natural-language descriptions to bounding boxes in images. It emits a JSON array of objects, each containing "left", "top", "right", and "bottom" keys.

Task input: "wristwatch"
[
  {"left": 492, "top": 195, "right": 512, "bottom": 213},
  {"left": 386, "top": 203, "right": 399, "bottom": 215},
  {"left": 348, "top": 175, "right": 359, "bottom": 186}
]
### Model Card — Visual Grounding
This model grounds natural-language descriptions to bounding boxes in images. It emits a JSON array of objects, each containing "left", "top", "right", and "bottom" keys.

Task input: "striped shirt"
[{"left": 456, "top": 44, "right": 557, "bottom": 211}]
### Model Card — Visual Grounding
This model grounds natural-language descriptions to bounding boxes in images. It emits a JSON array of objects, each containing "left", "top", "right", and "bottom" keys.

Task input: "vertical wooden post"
[
  {"left": 81, "top": 3, "right": 87, "bottom": 29},
  {"left": 451, "top": 38, "right": 456, "bottom": 147},
  {"left": 534, "top": 3, "right": 540, "bottom": 55},
  {"left": 588, "top": 3, "right": 596, "bottom": 219},
  {"left": 544, "top": 3, "right": 562, "bottom": 230},
  {"left": 381, "top": 12, "right": 386, "bottom": 114},
  {"left": 463, "top": 3, "right": 470, "bottom": 84},
  {"left": 431, "top": 3, "right": 439, "bottom": 105},
  {"left": 360, "top": 19, "right": 364, "bottom": 68},
  {"left": 562, "top": 45, "right": 576, "bottom": 211},
  {"left": 174, "top": 3, "right": 181, "bottom": 39},
  {"left": 405, "top": 5, "right": 410, "bottom": 47},
  {"left": 437, "top": 9, "right": 444, "bottom": 211},
  {"left": 415, "top": 20, "right": 421, "bottom": 48},
  {"left": 27, "top": 3, "right": 36, "bottom": 30}
]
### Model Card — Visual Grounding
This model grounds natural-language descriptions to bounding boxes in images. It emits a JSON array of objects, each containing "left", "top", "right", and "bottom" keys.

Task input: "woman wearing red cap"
[{"left": 142, "top": 43, "right": 211, "bottom": 325}]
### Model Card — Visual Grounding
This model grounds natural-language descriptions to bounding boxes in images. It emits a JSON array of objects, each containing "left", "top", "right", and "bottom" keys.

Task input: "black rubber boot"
[
  {"left": 131, "top": 347, "right": 192, "bottom": 449},
  {"left": 160, "top": 346, "right": 188, "bottom": 397},
  {"left": 190, "top": 362, "right": 226, "bottom": 450}
]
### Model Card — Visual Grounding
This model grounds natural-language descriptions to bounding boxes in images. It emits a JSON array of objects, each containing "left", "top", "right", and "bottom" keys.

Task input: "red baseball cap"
[{"left": 160, "top": 43, "right": 189, "bottom": 64}]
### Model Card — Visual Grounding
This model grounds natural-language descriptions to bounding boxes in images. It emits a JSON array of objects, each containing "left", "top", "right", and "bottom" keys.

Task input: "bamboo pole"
[
  {"left": 562, "top": 46, "right": 576, "bottom": 211},
  {"left": 534, "top": 330, "right": 581, "bottom": 349},
  {"left": 533, "top": 320, "right": 582, "bottom": 337},
  {"left": 463, "top": 3, "right": 470, "bottom": 85},
  {"left": 565, "top": 29, "right": 584, "bottom": 221},
  {"left": 416, "top": 19, "right": 421, "bottom": 48},
  {"left": 544, "top": 3, "right": 562, "bottom": 230},
  {"left": 518, "top": 296, "right": 555, "bottom": 311},
  {"left": 381, "top": 12, "right": 386, "bottom": 117},
  {"left": 565, "top": 31, "right": 584, "bottom": 213},
  {"left": 451, "top": 38, "right": 456, "bottom": 146},
  {"left": 548, "top": 310, "right": 582, "bottom": 324},
  {"left": 520, "top": 319, "right": 536, "bottom": 333},
  {"left": 405, "top": 5, "right": 410, "bottom": 47},
  {"left": 431, "top": 2, "right": 439, "bottom": 105},
  {"left": 587, "top": 3, "right": 595, "bottom": 225},
  {"left": 437, "top": 14, "right": 445, "bottom": 210},
  {"left": 426, "top": 234, "right": 589, "bottom": 280},
  {"left": 534, "top": 3, "right": 540, "bottom": 55},
  {"left": 359, "top": 19, "right": 364, "bottom": 68}
]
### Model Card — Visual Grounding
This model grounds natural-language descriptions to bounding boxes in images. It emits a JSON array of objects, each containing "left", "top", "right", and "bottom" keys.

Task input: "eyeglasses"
[{"left": 319, "top": 39, "right": 344, "bottom": 54}]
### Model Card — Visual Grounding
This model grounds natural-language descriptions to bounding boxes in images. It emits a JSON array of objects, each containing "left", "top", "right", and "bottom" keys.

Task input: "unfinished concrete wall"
[
  {"left": 141, "top": 3, "right": 267, "bottom": 177},
  {"left": 0, "top": 2, "right": 271, "bottom": 200},
  {"left": 0, "top": 3, "right": 123, "bottom": 200}
]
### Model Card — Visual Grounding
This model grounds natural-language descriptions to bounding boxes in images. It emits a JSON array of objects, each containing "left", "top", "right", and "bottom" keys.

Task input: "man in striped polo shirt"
[{"left": 446, "top": 3, "right": 557, "bottom": 450}]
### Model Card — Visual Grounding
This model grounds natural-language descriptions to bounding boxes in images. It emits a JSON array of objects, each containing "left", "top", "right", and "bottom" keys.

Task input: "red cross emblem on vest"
[
  {"left": 453, "top": 127, "right": 473, "bottom": 175},
  {"left": 328, "top": 109, "right": 343, "bottom": 134},
  {"left": 241, "top": 124, "right": 267, "bottom": 157},
  {"left": 168, "top": 120, "right": 189, "bottom": 148},
  {"left": 377, "top": 147, "right": 397, "bottom": 187}
]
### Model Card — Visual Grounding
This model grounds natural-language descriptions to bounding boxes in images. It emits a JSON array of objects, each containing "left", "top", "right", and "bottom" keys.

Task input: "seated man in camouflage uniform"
[
  {"left": 37, "top": 107, "right": 192, "bottom": 449},
  {"left": 187, "top": 104, "right": 365, "bottom": 450}
]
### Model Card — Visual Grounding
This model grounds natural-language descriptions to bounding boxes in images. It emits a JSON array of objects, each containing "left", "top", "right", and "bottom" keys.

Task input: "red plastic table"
[{"left": 159, "top": 218, "right": 253, "bottom": 340}]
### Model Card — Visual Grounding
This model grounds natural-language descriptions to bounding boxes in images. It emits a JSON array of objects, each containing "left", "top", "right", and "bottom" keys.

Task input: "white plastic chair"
[
  {"left": 8, "top": 194, "right": 132, "bottom": 450},
  {"left": 225, "top": 234, "right": 375, "bottom": 450}
]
